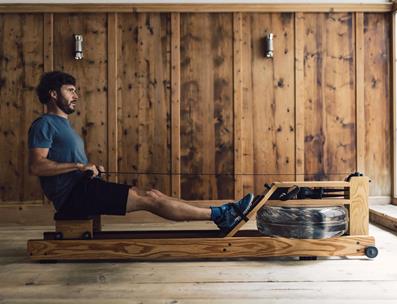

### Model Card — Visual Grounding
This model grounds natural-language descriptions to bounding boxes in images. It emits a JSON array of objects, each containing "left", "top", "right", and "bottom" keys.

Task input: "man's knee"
[{"left": 127, "top": 188, "right": 157, "bottom": 212}]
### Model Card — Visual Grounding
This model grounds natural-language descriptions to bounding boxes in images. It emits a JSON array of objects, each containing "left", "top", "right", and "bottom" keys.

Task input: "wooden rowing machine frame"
[{"left": 27, "top": 176, "right": 377, "bottom": 261}]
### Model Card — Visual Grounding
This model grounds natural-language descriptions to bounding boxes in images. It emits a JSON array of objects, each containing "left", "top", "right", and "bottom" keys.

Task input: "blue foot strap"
[{"left": 228, "top": 203, "right": 249, "bottom": 222}]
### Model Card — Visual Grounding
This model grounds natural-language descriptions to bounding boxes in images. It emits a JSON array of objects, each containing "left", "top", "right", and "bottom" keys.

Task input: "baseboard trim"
[{"left": 369, "top": 208, "right": 397, "bottom": 233}]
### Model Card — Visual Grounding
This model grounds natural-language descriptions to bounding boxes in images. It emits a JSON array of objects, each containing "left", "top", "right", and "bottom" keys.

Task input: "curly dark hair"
[{"left": 36, "top": 71, "right": 76, "bottom": 104}]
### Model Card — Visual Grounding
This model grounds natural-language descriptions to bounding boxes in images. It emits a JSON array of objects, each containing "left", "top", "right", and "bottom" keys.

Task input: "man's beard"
[{"left": 56, "top": 96, "right": 75, "bottom": 114}]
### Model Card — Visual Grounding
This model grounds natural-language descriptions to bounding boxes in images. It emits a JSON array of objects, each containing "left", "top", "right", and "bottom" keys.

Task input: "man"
[{"left": 28, "top": 71, "right": 255, "bottom": 234}]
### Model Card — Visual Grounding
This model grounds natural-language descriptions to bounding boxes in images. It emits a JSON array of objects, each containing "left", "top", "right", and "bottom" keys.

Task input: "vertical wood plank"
[
  {"left": 21, "top": 15, "right": 45, "bottom": 203},
  {"left": 233, "top": 12, "right": 243, "bottom": 199},
  {"left": 241, "top": 13, "right": 254, "bottom": 194},
  {"left": 393, "top": 12, "right": 397, "bottom": 200},
  {"left": 171, "top": 13, "right": 181, "bottom": 198},
  {"left": 241, "top": 13, "right": 295, "bottom": 194},
  {"left": 180, "top": 13, "right": 234, "bottom": 200},
  {"left": 364, "top": 13, "right": 391, "bottom": 196},
  {"left": 117, "top": 13, "right": 171, "bottom": 193},
  {"left": 295, "top": 12, "right": 305, "bottom": 181},
  {"left": 355, "top": 12, "right": 365, "bottom": 175},
  {"left": 303, "top": 13, "right": 356, "bottom": 181},
  {"left": 53, "top": 14, "right": 108, "bottom": 169},
  {"left": 43, "top": 13, "right": 53, "bottom": 72},
  {"left": 42, "top": 13, "right": 53, "bottom": 204},
  {"left": 0, "top": 14, "right": 43, "bottom": 203},
  {"left": 107, "top": 13, "right": 118, "bottom": 183},
  {"left": 349, "top": 176, "right": 369, "bottom": 235}
]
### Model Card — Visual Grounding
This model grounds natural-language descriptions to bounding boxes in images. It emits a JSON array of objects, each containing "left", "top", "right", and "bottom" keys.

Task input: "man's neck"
[{"left": 46, "top": 104, "right": 68, "bottom": 119}]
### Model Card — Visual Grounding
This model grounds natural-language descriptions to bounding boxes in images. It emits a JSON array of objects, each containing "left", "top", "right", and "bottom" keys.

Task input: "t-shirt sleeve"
[{"left": 28, "top": 118, "right": 54, "bottom": 149}]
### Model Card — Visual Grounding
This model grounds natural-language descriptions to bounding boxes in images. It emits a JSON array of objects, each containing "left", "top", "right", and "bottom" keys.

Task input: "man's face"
[{"left": 54, "top": 84, "right": 79, "bottom": 114}]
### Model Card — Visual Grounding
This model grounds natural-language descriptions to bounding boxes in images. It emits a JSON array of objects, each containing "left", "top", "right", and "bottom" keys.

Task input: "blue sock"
[{"left": 210, "top": 206, "right": 222, "bottom": 222}]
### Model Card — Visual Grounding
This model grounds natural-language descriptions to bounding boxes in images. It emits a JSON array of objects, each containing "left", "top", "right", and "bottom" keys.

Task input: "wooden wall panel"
[
  {"left": 241, "top": 13, "right": 296, "bottom": 194},
  {"left": 364, "top": 13, "right": 391, "bottom": 196},
  {"left": 302, "top": 13, "right": 356, "bottom": 181},
  {"left": 233, "top": 12, "right": 243, "bottom": 199},
  {"left": 117, "top": 13, "right": 171, "bottom": 193},
  {"left": 355, "top": 13, "right": 365, "bottom": 174},
  {"left": 43, "top": 14, "right": 53, "bottom": 72},
  {"left": 180, "top": 13, "right": 234, "bottom": 200},
  {"left": 53, "top": 14, "right": 108, "bottom": 168},
  {"left": 107, "top": 13, "right": 118, "bottom": 183},
  {"left": 295, "top": 12, "right": 305, "bottom": 182},
  {"left": 0, "top": 10, "right": 393, "bottom": 213},
  {"left": 0, "top": 14, "right": 43, "bottom": 203},
  {"left": 171, "top": 13, "right": 181, "bottom": 198}
]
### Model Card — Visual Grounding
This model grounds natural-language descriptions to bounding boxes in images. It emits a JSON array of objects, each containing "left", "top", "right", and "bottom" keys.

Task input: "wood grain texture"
[
  {"left": 370, "top": 208, "right": 397, "bottom": 232},
  {"left": 55, "top": 219, "right": 93, "bottom": 239},
  {"left": 180, "top": 13, "right": 234, "bottom": 200},
  {"left": 0, "top": 11, "right": 392, "bottom": 214},
  {"left": 272, "top": 180, "right": 350, "bottom": 187},
  {"left": 302, "top": 13, "right": 356, "bottom": 182},
  {"left": 240, "top": 13, "right": 254, "bottom": 195},
  {"left": 41, "top": 13, "right": 53, "bottom": 206},
  {"left": 355, "top": 13, "right": 365, "bottom": 174},
  {"left": 117, "top": 13, "right": 171, "bottom": 193},
  {"left": 349, "top": 176, "right": 369, "bottom": 235},
  {"left": 0, "top": 221, "right": 396, "bottom": 304},
  {"left": 394, "top": 12, "right": 397, "bottom": 199},
  {"left": 295, "top": 12, "right": 305, "bottom": 181},
  {"left": 0, "top": 3, "right": 392, "bottom": 13},
  {"left": 107, "top": 13, "right": 118, "bottom": 183},
  {"left": 364, "top": 13, "right": 391, "bottom": 196},
  {"left": 53, "top": 14, "right": 108, "bottom": 168},
  {"left": 1, "top": 222, "right": 396, "bottom": 303},
  {"left": 241, "top": 13, "right": 296, "bottom": 194},
  {"left": 171, "top": 12, "right": 181, "bottom": 198},
  {"left": 43, "top": 13, "right": 53, "bottom": 72},
  {"left": 27, "top": 235, "right": 375, "bottom": 260},
  {"left": 0, "top": 14, "right": 43, "bottom": 203},
  {"left": 233, "top": 12, "right": 243, "bottom": 199}
]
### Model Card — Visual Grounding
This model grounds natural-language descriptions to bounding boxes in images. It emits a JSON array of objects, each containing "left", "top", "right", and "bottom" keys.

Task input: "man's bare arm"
[{"left": 29, "top": 148, "right": 99, "bottom": 177}]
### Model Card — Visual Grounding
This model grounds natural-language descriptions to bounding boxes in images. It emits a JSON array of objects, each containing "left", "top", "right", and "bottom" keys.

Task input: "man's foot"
[{"left": 212, "top": 193, "right": 255, "bottom": 234}]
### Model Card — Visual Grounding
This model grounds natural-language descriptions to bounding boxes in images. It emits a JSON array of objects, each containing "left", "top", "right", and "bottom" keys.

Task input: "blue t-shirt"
[{"left": 28, "top": 114, "right": 88, "bottom": 210}]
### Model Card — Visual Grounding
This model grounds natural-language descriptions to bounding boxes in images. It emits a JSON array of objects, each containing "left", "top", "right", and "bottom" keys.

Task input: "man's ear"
[{"left": 49, "top": 90, "right": 57, "bottom": 100}]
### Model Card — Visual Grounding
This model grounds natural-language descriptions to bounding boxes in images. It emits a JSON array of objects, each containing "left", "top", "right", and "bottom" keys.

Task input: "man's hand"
[
  {"left": 77, "top": 163, "right": 99, "bottom": 178},
  {"left": 97, "top": 165, "right": 105, "bottom": 175}
]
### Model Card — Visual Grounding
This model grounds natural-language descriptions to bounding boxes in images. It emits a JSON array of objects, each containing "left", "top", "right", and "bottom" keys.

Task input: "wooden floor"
[{"left": 1, "top": 221, "right": 397, "bottom": 304}]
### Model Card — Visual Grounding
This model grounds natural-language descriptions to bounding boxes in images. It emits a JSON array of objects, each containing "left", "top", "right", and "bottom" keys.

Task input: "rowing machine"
[{"left": 27, "top": 175, "right": 377, "bottom": 261}]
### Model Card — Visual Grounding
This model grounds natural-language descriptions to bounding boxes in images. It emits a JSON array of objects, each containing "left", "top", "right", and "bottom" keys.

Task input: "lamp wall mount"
[
  {"left": 74, "top": 34, "right": 83, "bottom": 60},
  {"left": 264, "top": 33, "right": 274, "bottom": 58}
]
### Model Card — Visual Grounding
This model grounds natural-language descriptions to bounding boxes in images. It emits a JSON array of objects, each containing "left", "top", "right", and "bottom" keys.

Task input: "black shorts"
[{"left": 57, "top": 178, "right": 130, "bottom": 217}]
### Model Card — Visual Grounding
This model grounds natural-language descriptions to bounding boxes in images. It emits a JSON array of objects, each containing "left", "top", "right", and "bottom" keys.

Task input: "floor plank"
[{"left": 0, "top": 222, "right": 397, "bottom": 303}]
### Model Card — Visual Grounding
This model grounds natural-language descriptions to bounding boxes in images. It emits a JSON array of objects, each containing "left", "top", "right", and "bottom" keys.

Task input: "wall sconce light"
[
  {"left": 74, "top": 34, "right": 83, "bottom": 60},
  {"left": 264, "top": 33, "right": 274, "bottom": 58}
]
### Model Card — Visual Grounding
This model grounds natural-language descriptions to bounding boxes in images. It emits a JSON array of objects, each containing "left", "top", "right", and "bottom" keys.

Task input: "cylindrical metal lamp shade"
[
  {"left": 265, "top": 33, "right": 273, "bottom": 58},
  {"left": 74, "top": 34, "right": 83, "bottom": 60}
]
